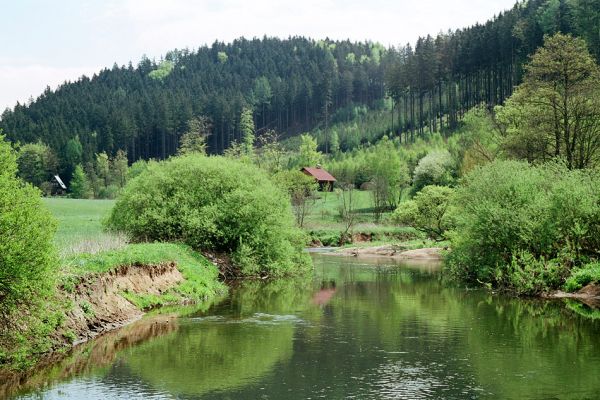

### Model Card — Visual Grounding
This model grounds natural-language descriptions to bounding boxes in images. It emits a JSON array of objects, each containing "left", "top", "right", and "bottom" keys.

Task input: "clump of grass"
[
  {"left": 59, "top": 232, "right": 129, "bottom": 258},
  {"left": 564, "top": 263, "right": 600, "bottom": 292}
]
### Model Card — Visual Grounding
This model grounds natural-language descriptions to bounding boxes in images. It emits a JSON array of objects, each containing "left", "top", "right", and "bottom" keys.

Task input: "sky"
[{"left": 0, "top": 0, "right": 518, "bottom": 111}]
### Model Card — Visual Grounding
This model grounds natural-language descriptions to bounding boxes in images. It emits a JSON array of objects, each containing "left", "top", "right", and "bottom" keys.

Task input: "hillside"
[
  {"left": 1, "top": 0, "right": 599, "bottom": 184},
  {"left": 1, "top": 37, "right": 388, "bottom": 162}
]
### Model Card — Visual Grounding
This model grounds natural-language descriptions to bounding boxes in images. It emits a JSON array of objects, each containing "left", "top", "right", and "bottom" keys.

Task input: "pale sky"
[{"left": 0, "top": 0, "right": 518, "bottom": 111}]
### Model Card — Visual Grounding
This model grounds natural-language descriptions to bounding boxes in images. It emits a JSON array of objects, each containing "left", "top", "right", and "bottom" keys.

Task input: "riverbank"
[
  {"left": 0, "top": 243, "right": 226, "bottom": 372},
  {"left": 329, "top": 245, "right": 444, "bottom": 261}
]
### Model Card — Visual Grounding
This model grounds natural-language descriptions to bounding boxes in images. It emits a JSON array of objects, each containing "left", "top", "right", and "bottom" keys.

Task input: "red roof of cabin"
[{"left": 301, "top": 167, "right": 336, "bottom": 182}]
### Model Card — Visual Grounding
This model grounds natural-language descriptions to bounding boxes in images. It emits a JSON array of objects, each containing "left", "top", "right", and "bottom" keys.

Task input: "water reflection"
[{"left": 6, "top": 255, "right": 600, "bottom": 399}]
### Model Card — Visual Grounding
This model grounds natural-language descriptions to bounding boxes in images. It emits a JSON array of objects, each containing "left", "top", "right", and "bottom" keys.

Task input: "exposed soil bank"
[
  {"left": 330, "top": 245, "right": 444, "bottom": 260},
  {"left": 64, "top": 262, "right": 183, "bottom": 345},
  {"left": 544, "top": 283, "right": 600, "bottom": 308}
]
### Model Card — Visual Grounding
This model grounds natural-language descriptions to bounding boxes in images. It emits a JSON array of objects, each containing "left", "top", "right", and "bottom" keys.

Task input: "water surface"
[{"left": 6, "top": 255, "right": 600, "bottom": 399}]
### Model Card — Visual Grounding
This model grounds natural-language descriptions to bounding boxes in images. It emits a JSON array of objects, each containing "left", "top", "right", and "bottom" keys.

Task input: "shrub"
[
  {"left": 412, "top": 150, "right": 456, "bottom": 193},
  {"left": 393, "top": 185, "right": 454, "bottom": 241},
  {"left": 446, "top": 160, "right": 600, "bottom": 293},
  {"left": 564, "top": 263, "right": 600, "bottom": 292},
  {"left": 106, "top": 155, "right": 311, "bottom": 276},
  {"left": 0, "top": 136, "right": 57, "bottom": 320}
]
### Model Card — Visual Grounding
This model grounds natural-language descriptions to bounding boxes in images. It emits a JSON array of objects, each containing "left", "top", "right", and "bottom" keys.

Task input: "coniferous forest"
[{"left": 1, "top": 0, "right": 599, "bottom": 183}]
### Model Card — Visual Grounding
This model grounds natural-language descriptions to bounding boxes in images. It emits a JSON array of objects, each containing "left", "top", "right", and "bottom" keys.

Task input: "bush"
[
  {"left": 412, "top": 150, "right": 456, "bottom": 193},
  {"left": 564, "top": 263, "right": 600, "bottom": 292},
  {"left": 0, "top": 136, "right": 57, "bottom": 320},
  {"left": 393, "top": 185, "right": 454, "bottom": 241},
  {"left": 106, "top": 155, "right": 311, "bottom": 276},
  {"left": 446, "top": 160, "right": 600, "bottom": 293}
]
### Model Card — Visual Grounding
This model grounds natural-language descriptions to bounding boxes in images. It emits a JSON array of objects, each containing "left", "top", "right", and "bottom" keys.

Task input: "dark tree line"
[
  {"left": 385, "top": 0, "right": 600, "bottom": 143},
  {"left": 1, "top": 37, "right": 388, "bottom": 175}
]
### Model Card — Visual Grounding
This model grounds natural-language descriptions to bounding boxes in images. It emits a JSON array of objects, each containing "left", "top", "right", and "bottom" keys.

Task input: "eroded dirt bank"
[{"left": 63, "top": 262, "right": 183, "bottom": 344}]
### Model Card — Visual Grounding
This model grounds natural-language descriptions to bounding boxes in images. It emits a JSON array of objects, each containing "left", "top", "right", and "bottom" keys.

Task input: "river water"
[{"left": 6, "top": 254, "right": 600, "bottom": 399}]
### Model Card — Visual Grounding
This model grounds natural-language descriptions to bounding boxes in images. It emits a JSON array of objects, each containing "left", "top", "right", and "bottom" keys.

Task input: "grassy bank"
[
  {"left": 2, "top": 198, "right": 226, "bottom": 371},
  {"left": 62, "top": 243, "right": 226, "bottom": 310},
  {"left": 301, "top": 190, "right": 423, "bottom": 247}
]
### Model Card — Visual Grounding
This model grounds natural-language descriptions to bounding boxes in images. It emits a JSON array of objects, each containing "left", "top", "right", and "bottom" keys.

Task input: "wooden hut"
[
  {"left": 51, "top": 174, "right": 67, "bottom": 196},
  {"left": 301, "top": 166, "right": 336, "bottom": 192}
]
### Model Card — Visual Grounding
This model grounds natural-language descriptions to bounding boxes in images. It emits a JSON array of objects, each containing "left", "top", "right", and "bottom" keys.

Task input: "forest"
[{"left": 2, "top": 0, "right": 599, "bottom": 191}]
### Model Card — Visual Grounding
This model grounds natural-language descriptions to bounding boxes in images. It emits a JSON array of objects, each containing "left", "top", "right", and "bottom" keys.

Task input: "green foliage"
[
  {"left": 296, "top": 134, "right": 322, "bottom": 167},
  {"left": 69, "top": 164, "right": 92, "bottom": 199},
  {"left": 240, "top": 108, "right": 255, "bottom": 156},
  {"left": 0, "top": 137, "right": 57, "bottom": 321},
  {"left": 564, "top": 262, "right": 600, "bottom": 292},
  {"left": 366, "top": 136, "right": 410, "bottom": 215},
  {"left": 128, "top": 159, "right": 151, "bottom": 181},
  {"left": 106, "top": 156, "right": 311, "bottom": 276},
  {"left": 496, "top": 33, "right": 600, "bottom": 169},
  {"left": 217, "top": 51, "right": 228, "bottom": 64},
  {"left": 148, "top": 60, "right": 175, "bottom": 81},
  {"left": 412, "top": 150, "right": 455, "bottom": 193},
  {"left": 393, "top": 185, "right": 454, "bottom": 241},
  {"left": 17, "top": 142, "right": 58, "bottom": 190},
  {"left": 112, "top": 150, "right": 128, "bottom": 188},
  {"left": 64, "top": 137, "right": 82, "bottom": 170},
  {"left": 272, "top": 170, "right": 317, "bottom": 227},
  {"left": 446, "top": 160, "right": 600, "bottom": 294},
  {"left": 178, "top": 116, "right": 211, "bottom": 156}
]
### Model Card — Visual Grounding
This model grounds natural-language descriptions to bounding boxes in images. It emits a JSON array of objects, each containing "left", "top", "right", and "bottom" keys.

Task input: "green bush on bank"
[
  {"left": 564, "top": 263, "right": 600, "bottom": 292},
  {"left": 0, "top": 135, "right": 59, "bottom": 370},
  {"left": 0, "top": 135, "right": 58, "bottom": 320},
  {"left": 106, "top": 155, "right": 311, "bottom": 277},
  {"left": 393, "top": 185, "right": 454, "bottom": 241},
  {"left": 446, "top": 160, "right": 600, "bottom": 294}
]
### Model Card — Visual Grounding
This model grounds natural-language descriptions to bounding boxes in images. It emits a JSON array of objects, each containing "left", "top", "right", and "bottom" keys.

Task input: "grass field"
[
  {"left": 301, "top": 189, "right": 423, "bottom": 246},
  {"left": 42, "top": 191, "right": 416, "bottom": 254},
  {"left": 42, "top": 198, "right": 124, "bottom": 257}
]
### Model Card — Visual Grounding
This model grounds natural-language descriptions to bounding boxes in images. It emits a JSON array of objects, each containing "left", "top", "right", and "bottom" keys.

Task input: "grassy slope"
[
  {"left": 0, "top": 198, "right": 228, "bottom": 370},
  {"left": 43, "top": 197, "right": 225, "bottom": 303}
]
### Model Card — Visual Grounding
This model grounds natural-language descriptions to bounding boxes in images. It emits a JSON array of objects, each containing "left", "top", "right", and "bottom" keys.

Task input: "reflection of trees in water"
[
  {"left": 124, "top": 320, "right": 295, "bottom": 396},
  {"left": 320, "top": 258, "right": 600, "bottom": 398}
]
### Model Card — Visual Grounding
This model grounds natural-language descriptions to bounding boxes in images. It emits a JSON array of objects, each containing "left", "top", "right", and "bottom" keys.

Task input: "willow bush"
[
  {"left": 106, "top": 155, "right": 311, "bottom": 276},
  {"left": 0, "top": 135, "right": 57, "bottom": 322},
  {"left": 446, "top": 160, "right": 600, "bottom": 294}
]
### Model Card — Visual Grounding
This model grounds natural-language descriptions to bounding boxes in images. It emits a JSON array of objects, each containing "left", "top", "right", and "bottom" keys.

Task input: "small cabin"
[
  {"left": 51, "top": 174, "right": 67, "bottom": 196},
  {"left": 301, "top": 166, "right": 336, "bottom": 192}
]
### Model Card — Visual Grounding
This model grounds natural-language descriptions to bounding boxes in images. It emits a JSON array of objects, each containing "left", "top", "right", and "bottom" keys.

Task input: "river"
[{"left": 5, "top": 254, "right": 600, "bottom": 399}]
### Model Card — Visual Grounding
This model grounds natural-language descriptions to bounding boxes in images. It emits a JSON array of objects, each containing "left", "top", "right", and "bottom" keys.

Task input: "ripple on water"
[
  {"left": 366, "top": 360, "right": 484, "bottom": 400},
  {"left": 189, "top": 313, "right": 306, "bottom": 326}
]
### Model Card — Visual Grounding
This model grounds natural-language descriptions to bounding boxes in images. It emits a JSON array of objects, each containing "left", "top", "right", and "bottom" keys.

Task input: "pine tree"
[{"left": 69, "top": 165, "right": 92, "bottom": 199}]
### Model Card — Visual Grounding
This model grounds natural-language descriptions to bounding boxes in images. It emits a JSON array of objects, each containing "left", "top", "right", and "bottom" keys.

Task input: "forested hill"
[
  {"left": 1, "top": 37, "right": 388, "bottom": 160},
  {"left": 1, "top": 0, "right": 599, "bottom": 171},
  {"left": 385, "top": 0, "right": 600, "bottom": 142}
]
